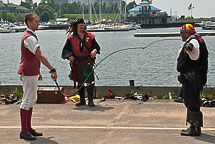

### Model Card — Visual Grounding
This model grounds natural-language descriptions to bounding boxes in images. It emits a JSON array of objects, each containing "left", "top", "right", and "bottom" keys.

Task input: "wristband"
[{"left": 49, "top": 68, "right": 56, "bottom": 74}]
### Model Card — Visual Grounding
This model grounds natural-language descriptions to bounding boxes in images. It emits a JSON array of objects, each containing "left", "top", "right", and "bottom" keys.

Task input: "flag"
[{"left": 188, "top": 3, "right": 194, "bottom": 10}]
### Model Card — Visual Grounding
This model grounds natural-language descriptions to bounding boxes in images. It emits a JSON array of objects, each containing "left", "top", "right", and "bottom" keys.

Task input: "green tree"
[
  {"left": 14, "top": 13, "right": 25, "bottom": 22},
  {"left": 25, "top": 0, "right": 33, "bottom": 5},
  {"left": 145, "top": 0, "right": 153, "bottom": 4},
  {"left": 7, "top": 13, "right": 16, "bottom": 22},
  {"left": 32, "top": 2, "right": 38, "bottom": 11},
  {"left": 93, "top": 2, "right": 99, "bottom": 14},
  {"left": 113, "top": 2, "right": 119, "bottom": 14},
  {"left": 2, "top": 11, "right": 7, "bottom": 21},
  {"left": 41, "top": 0, "right": 56, "bottom": 9},
  {"left": 127, "top": 1, "right": 137, "bottom": 12},
  {"left": 40, "top": 11, "right": 51, "bottom": 22},
  {"left": 62, "top": 2, "right": 81, "bottom": 14},
  {"left": 20, "top": 1, "right": 32, "bottom": 9},
  {"left": 35, "top": 3, "right": 55, "bottom": 22}
]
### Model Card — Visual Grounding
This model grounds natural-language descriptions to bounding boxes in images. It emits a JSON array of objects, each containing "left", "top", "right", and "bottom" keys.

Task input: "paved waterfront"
[{"left": 0, "top": 99, "right": 214, "bottom": 144}]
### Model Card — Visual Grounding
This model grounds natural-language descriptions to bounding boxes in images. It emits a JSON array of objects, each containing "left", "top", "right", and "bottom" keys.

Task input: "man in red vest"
[
  {"left": 62, "top": 18, "right": 100, "bottom": 107},
  {"left": 17, "top": 13, "right": 57, "bottom": 140}
]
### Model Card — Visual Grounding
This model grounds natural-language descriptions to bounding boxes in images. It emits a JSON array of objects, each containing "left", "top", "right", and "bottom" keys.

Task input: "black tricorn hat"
[
  {"left": 67, "top": 18, "right": 86, "bottom": 34},
  {"left": 76, "top": 18, "right": 85, "bottom": 24}
]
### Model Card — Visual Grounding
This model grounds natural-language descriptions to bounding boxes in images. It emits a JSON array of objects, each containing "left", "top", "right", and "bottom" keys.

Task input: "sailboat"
[
  {"left": 86, "top": 0, "right": 105, "bottom": 31},
  {"left": 86, "top": 0, "right": 130, "bottom": 32}
]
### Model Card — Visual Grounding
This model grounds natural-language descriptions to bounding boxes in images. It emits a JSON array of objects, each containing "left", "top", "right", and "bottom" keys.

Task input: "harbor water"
[{"left": 0, "top": 27, "right": 215, "bottom": 87}]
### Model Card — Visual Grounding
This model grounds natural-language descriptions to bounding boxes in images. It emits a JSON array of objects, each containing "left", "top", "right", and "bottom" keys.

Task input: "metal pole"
[
  {"left": 119, "top": 0, "right": 121, "bottom": 23},
  {"left": 191, "top": 7, "right": 193, "bottom": 18},
  {"left": 124, "top": 0, "right": 127, "bottom": 21},
  {"left": 88, "top": 0, "right": 92, "bottom": 22},
  {"left": 99, "top": 0, "right": 102, "bottom": 22},
  {"left": 83, "top": 5, "right": 85, "bottom": 19}
]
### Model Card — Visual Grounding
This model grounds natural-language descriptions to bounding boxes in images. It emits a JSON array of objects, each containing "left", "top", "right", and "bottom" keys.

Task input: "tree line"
[
  {"left": 32, "top": 0, "right": 139, "bottom": 22},
  {"left": 0, "top": 0, "right": 140, "bottom": 22},
  {"left": 0, "top": 0, "right": 155, "bottom": 22}
]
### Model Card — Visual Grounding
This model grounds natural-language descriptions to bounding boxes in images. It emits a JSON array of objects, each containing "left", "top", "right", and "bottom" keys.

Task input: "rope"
[{"left": 55, "top": 38, "right": 180, "bottom": 97}]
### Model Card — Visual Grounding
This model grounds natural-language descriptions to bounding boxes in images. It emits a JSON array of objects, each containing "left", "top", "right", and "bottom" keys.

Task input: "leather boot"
[
  {"left": 29, "top": 129, "right": 43, "bottom": 136},
  {"left": 181, "top": 126, "right": 201, "bottom": 136},
  {"left": 87, "top": 84, "right": 95, "bottom": 107},
  {"left": 20, "top": 130, "right": 36, "bottom": 140},
  {"left": 196, "top": 127, "right": 201, "bottom": 135},
  {"left": 181, "top": 110, "right": 203, "bottom": 136},
  {"left": 76, "top": 85, "right": 86, "bottom": 106}
]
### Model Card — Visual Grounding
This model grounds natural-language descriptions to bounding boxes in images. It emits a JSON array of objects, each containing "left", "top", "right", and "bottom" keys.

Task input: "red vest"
[
  {"left": 68, "top": 31, "right": 95, "bottom": 56},
  {"left": 17, "top": 30, "right": 40, "bottom": 76}
]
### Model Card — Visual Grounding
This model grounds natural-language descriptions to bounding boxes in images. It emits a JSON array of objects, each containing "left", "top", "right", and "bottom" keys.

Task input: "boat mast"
[
  {"left": 88, "top": 0, "right": 93, "bottom": 22},
  {"left": 99, "top": 0, "right": 102, "bottom": 22},
  {"left": 119, "top": 0, "right": 122, "bottom": 23},
  {"left": 124, "top": 0, "right": 127, "bottom": 21},
  {"left": 92, "top": 2, "right": 99, "bottom": 21},
  {"left": 82, "top": 4, "right": 85, "bottom": 19}
]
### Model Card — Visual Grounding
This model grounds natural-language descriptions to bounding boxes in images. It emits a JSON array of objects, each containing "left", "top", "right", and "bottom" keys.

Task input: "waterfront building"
[
  {"left": 0, "top": 1, "right": 30, "bottom": 13},
  {"left": 127, "top": 1, "right": 171, "bottom": 26}
]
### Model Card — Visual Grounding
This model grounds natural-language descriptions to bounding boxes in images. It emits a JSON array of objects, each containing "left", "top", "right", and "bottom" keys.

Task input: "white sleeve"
[
  {"left": 24, "top": 36, "right": 40, "bottom": 54},
  {"left": 186, "top": 39, "right": 200, "bottom": 60}
]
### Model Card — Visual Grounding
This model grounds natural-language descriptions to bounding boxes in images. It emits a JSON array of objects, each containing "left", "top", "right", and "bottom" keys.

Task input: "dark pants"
[
  {"left": 75, "top": 61, "right": 94, "bottom": 84},
  {"left": 179, "top": 74, "right": 203, "bottom": 127},
  {"left": 180, "top": 74, "right": 201, "bottom": 109}
]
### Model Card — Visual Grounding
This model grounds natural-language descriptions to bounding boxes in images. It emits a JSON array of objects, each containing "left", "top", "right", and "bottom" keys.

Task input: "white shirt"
[
  {"left": 24, "top": 28, "right": 40, "bottom": 54},
  {"left": 178, "top": 36, "right": 200, "bottom": 60}
]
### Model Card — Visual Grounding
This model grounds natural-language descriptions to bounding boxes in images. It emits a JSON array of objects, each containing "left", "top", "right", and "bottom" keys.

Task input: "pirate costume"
[
  {"left": 177, "top": 24, "right": 208, "bottom": 136},
  {"left": 61, "top": 18, "right": 100, "bottom": 107}
]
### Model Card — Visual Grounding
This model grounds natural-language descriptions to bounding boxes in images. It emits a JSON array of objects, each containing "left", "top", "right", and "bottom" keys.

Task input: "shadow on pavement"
[
  {"left": 74, "top": 105, "right": 114, "bottom": 112},
  {"left": 28, "top": 137, "right": 58, "bottom": 144},
  {"left": 194, "top": 133, "right": 215, "bottom": 143}
]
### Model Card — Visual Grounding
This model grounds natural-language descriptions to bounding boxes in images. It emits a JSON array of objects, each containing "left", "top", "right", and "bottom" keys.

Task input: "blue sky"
[{"left": 3, "top": 0, "right": 215, "bottom": 18}]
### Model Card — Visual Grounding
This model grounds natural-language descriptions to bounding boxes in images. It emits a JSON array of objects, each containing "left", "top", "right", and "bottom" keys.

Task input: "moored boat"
[
  {"left": 0, "top": 27, "right": 15, "bottom": 33},
  {"left": 198, "top": 21, "right": 215, "bottom": 30}
]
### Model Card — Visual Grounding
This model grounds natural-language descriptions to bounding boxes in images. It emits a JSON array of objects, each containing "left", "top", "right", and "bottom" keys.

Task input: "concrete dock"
[
  {"left": 0, "top": 99, "right": 214, "bottom": 144},
  {"left": 2, "top": 85, "right": 215, "bottom": 99},
  {"left": 134, "top": 32, "right": 215, "bottom": 37}
]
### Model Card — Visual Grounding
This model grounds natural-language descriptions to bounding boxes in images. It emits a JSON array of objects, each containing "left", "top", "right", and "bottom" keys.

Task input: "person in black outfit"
[
  {"left": 177, "top": 24, "right": 208, "bottom": 136},
  {"left": 61, "top": 18, "right": 100, "bottom": 107}
]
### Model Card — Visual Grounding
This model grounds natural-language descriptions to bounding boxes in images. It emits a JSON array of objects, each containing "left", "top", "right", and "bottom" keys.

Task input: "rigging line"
[{"left": 55, "top": 38, "right": 181, "bottom": 97}]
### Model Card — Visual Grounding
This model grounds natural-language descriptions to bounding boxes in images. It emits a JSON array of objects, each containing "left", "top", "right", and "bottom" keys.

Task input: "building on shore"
[
  {"left": 127, "top": 1, "right": 177, "bottom": 28},
  {"left": 0, "top": 1, "right": 30, "bottom": 13}
]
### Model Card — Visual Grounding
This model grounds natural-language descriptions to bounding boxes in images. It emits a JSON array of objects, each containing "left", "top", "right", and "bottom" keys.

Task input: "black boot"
[
  {"left": 181, "top": 110, "right": 203, "bottom": 136},
  {"left": 29, "top": 129, "right": 43, "bottom": 136},
  {"left": 20, "top": 130, "right": 36, "bottom": 140},
  {"left": 196, "top": 127, "right": 201, "bottom": 135},
  {"left": 76, "top": 85, "right": 86, "bottom": 106},
  {"left": 87, "top": 84, "right": 95, "bottom": 107},
  {"left": 181, "top": 126, "right": 201, "bottom": 136}
]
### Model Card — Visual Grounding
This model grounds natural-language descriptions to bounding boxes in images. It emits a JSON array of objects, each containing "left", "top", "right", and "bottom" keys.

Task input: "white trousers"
[{"left": 20, "top": 75, "right": 38, "bottom": 110}]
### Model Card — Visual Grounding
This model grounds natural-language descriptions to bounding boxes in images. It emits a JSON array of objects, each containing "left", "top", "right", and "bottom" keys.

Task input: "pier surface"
[
  {"left": 134, "top": 32, "right": 215, "bottom": 37},
  {"left": 0, "top": 99, "right": 214, "bottom": 144}
]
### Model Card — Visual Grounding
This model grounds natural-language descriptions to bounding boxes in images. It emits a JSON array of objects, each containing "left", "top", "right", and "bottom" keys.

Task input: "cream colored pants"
[{"left": 20, "top": 75, "right": 38, "bottom": 110}]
